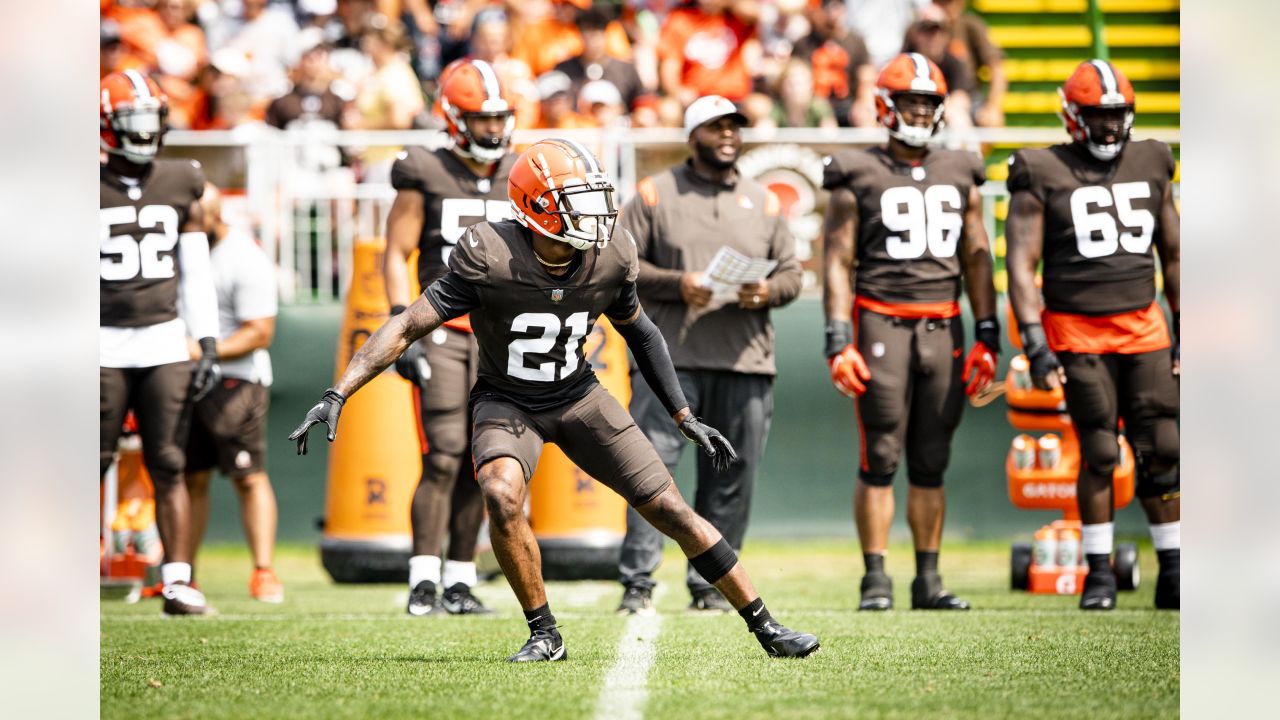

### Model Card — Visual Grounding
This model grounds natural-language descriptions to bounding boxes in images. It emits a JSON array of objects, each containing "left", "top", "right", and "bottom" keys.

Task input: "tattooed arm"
[{"left": 334, "top": 296, "right": 443, "bottom": 398}]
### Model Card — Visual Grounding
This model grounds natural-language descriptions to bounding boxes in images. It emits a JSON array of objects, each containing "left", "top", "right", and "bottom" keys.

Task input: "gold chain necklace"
[{"left": 533, "top": 250, "right": 573, "bottom": 268}]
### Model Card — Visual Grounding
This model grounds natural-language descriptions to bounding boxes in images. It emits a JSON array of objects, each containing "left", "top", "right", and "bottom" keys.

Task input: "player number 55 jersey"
[{"left": 1007, "top": 139, "right": 1175, "bottom": 316}]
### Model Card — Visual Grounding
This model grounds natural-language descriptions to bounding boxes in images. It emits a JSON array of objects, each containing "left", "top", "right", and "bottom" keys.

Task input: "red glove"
[
  {"left": 962, "top": 341, "right": 997, "bottom": 396},
  {"left": 828, "top": 345, "right": 871, "bottom": 397}
]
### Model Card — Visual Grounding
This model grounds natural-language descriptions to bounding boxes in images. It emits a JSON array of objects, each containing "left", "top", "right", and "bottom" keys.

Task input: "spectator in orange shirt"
[
  {"left": 511, "top": 0, "right": 633, "bottom": 77},
  {"left": 534, "top": 70, "right": 597, "bottom": 129},
  {"left": 554, "top": 8, "right": 658, "bottom": 127},
  {"left": 658, "top": 0, "right": 760, "bottom": 108},
  {"left": 101, "top": 19, "right": 143, "bottom": 79},
  {"left": 468, "top": 7, "right": 541, "bottom": 130},
  {"left": 793, "top": 0, "right": 875, "bottom": 127}
]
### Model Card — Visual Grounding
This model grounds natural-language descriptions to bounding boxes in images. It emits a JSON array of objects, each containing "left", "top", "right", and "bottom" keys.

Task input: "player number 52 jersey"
[
  {"left": 1007, "top": 139, "right": 1175, "bottom": 316},
  {"left": 822, "top": 147, "right": 985, "bottom": 305},
  {"left": 100, "top": 159, "right": 205, "bottom": 328}
]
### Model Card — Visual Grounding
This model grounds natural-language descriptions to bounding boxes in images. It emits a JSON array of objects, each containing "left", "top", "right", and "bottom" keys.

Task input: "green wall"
[{"left": 199, "top": 299, "right": 1153, "bottom": 547}]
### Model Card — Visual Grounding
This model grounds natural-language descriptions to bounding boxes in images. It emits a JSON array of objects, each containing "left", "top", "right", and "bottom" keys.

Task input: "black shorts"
[
  {"left": 100, "top": 362, "right": 193, "bottom": 483},
  {"left": 471, "top": 384, "right": 672, "bottom": 507},
  {"left": 186, "top": 378, "right": 270, "bottom": 476},
  {"left": 853, "top": 309, "right": 965, "bottom": 487}
]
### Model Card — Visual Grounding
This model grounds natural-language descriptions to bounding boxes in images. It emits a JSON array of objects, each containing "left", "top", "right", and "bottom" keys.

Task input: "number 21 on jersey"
[{"left": 508, "top": 312, "right": 590, "bottom": 382}]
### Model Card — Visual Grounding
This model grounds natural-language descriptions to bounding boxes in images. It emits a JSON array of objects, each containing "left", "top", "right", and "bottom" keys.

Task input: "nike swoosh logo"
[
  {"left": 752, "top": 607, "right": 763, "bottom": 617},
  {"left": 550, "top": 645, "right": 565, "bottom": 660}
]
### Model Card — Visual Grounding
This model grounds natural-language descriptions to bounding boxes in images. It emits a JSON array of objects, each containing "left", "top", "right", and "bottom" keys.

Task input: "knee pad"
[
  {"left": 1136, "top": 450, "right": 1180, "bottom": 500},
  {"left": 424, "top": 452, "right": 464, "bottom": 489},
  {"left": 908, "top": 472, "right": 943, "bottom": 489},
  {"left": 689, "top": 538, "right": 738, "bottom": 584},
  {"left": 145, "top": 446, "right": 185, "bottom": 486},
  {"left": 1079, "top": 432, "right": 1120, "bottom": 477},
  {"left": 862, "top": 433, "right": 901, "bottom": 480},
  {"left": 859, "top": 470, "right": 894, "bottom": 487}
]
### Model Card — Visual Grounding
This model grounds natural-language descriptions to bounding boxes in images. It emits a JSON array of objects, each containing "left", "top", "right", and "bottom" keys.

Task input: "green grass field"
[{"left": 101, "top": 540, "right": 1178, "bottom": 720}]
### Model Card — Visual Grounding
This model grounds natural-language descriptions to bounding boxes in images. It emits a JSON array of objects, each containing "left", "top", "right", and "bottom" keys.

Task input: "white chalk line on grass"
[{"left": 592, "top": 587, "right": 665, "bottom": 720}]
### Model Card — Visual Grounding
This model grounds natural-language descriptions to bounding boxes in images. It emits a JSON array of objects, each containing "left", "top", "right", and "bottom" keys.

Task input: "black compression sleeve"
[
  {"left": 613, "top": 310, "right": 688, "bottom": 417},
  {"left": 424, "top": 271, "right": 481, "bottom": 321}
]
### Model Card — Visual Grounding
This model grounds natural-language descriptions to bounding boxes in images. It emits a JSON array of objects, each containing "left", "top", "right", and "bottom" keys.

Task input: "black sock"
[
  {"left": 1156, "top": 548, "right": 1180, "bottom": 573},
  {"left": 523, "top": 604, "right": 557, "bottom": 633},
  {"left": 1085, "top": 553, "right": 1111, "bottom": 574},
  {"left": 739, "top": 597, "right": 774, "bottom": 631},
  {"left": 863, "top": 552, "right": 886, "bottom": 575},
  {"left": 915, "top": 550, "right": 939, "bottom": 576}
]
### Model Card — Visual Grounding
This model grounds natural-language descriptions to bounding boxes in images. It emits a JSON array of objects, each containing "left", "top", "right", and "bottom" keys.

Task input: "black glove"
[
  {"left": 974, "top": 317, "right": 1002, "bottom": 355},
  {"left": 394, "top": 341, "right": 431, "bottom": 387},
  {"left": 289, "top": 388, "right": 346, "bottom": 455},
  {"left": 679, "top": 416, "right": 737, "bottom": 472},
  {"left": 191, "top": 336, "right": 221, "bottom": 402},
  {"left": 1019, "top": 323, "right": 1062, "bottom": 391},
  {"left": 1171, "top": 310, "right": 1180, "bottom": 369}
]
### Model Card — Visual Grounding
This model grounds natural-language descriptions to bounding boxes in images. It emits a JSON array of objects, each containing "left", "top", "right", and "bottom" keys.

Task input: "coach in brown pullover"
[{"left": 615, "top": 95, "right": 803, "bottom": 614}]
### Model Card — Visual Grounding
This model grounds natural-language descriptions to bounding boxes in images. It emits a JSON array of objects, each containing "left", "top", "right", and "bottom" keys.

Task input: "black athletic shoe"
[
  {"left": 1080, "top": 570, "right": 1117, "bottom": 611},
  {"left": 911, "top": 574, "right": 970, "bottom": 611},
  {"left": 407, "top": 580, "right": 442, "bottom": 616},
  {"left": 688, "top": 587, "right": 732, "bottom": 613},
  {"left": 753, "top": 620, "right": 820, "bottom": 658},
  {"left": 161, "top": 581, "right": 208, "bottom": 616},
  {"left": 1155, "top": 566, "right": 1179, "bottom": 610},
  {"left": 441, "top": 583, "right": 493, "bottom": 615},
  {"left": 859, "top": 572, "right": 893, "bottom": 611},
  {"left": 617, "top": 585, "right": 655, "bottom": 616},
  {"left": 508, "top": 627, "right": 566, "bottom": 662}
]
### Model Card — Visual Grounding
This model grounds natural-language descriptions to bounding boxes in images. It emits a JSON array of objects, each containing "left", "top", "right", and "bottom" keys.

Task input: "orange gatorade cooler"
[
  {"left": 528, "top": 318, "right": 632, "bottom": 580},
  {"left": 319, "top": 238, "right": 423, "bottom": 582}
]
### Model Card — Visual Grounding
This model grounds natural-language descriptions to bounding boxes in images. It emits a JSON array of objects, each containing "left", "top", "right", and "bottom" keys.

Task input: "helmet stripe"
[
  {"left": 123, "top": 69, "right": 152, "bottom": 99},
  {"left": 1091, "top": 60, "right": 1118, "bottom": 95},
  {"left": 471, "top": 60, "right": 502, "bottom": 102},
  {"left": 909, "top": 53, "right": 931, "bottom": 81},
  {"left": 557, "top": 137, "right": 600, "bottom": 175}
]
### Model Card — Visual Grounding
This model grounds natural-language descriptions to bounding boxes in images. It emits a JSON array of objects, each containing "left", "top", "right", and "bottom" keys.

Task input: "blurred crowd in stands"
[{"left": 101, "top": 0, "right": 1008, "bottom": 135}]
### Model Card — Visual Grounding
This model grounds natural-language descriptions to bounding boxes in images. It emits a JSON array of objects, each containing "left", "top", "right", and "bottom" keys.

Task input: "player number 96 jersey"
[
  {"left": 1007, "top": 139, "right": 1176, "bottom": 316},
  {"left": 822, "top": 147, "right": 985, "bottom": 305},
  {"left": 424, "top": 219, "right": 640, "bottom": 412}
]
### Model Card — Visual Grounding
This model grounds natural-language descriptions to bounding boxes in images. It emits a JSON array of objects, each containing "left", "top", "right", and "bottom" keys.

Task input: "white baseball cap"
[{"left": 683, "top": 95, "right": 748, "bottom": 137}]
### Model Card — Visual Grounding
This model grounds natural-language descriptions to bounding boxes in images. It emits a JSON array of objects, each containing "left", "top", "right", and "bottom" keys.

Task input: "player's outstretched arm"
[
  {"left": 289, "top": 296, "right": 443, "bottom": 454},
  {"left": 1006, "top": 189, "right": 1064, "bottom": 390},
  {"left": 609, "top": 294, "right": 737, "bottom": 471}
]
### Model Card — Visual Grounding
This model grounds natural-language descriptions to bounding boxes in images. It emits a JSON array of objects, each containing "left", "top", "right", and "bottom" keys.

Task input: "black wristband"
[
  {"left": 974, "top": 317, "right": 1001, "bottom": 355},
  {"left": 1019, "top": 322, "right": 1049, "bottom": 356},
  {"left": 323, "top": 388, "right": 347, "bottom": 406},
  {"left": 198, "top": 336, "right": 218, "bottom": 358},
  {"left": 824, "top": 320, "right": 853, "bottom": 358},
  {"left": 390, "top": 304, "right": 408, "bottom": 316}
]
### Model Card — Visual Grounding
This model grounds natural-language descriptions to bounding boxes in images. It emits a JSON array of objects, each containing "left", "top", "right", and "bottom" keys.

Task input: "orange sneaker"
[{"left": 249, "top": 568, "right": 284, "bottom": 603}]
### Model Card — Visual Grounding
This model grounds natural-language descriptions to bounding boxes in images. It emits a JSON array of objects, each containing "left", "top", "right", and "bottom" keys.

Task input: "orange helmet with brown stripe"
[
  {"left": 509, "top": 138, "right": 617, "bottom": 250},
  {"left": 101, "top": 70, "right": 169, "bottom": 164},
  {"left": 875, "top": 53, "right": 948, "bottom": 147},
  {"left": 1060, "top": 59, "right": 1136, "bottom": 161},
  {"left": 438, "top": 59, "right": 515, "bottom": 162}
]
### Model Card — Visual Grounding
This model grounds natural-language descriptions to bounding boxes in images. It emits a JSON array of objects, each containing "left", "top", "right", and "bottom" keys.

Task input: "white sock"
[
  {"left": 408, "top": 555, "right": 441, "bottom": 588},
  {"left": 161, "top": 562, "right": 192, "bottom": 587},
  {"left": 1149, "top": 521, "right": 1180, "bottom": 551},
  {"left": 1081, "top": 522, "right": 1115, "bottom": 556},
  {"left": 442, "top": 560, "right": 477, "bottom": 589}
]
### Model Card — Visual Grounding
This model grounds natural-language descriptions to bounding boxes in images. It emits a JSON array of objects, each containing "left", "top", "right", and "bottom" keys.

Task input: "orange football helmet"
[
  {"left": 875, "top": 53, "right": 948, "bottom": 147},
  {"left": 509, "top": 139, "right": 617, "bottom": 250},
  {"left": 101, "top": 70, "right": 169, "bottom": 164},
  {"left": 438, "top": 59, "right": 515, "bottom": 162},
  {"left": 1060, "top": 59, "right": 1136, "bottom": 161}
]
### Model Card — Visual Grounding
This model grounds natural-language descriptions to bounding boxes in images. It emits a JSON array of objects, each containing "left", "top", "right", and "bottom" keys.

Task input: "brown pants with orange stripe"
[
  {"left": 411, "top": 326, "right": 484, "bottom": 560},
  {"left": 854, "top": 309, "right": 966, "bottom": 487}
]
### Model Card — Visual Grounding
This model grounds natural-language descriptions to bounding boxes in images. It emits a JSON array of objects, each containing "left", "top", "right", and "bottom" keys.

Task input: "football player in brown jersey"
[
  {"left": 293, "top": 139, "right": 820, "bottom": 661},
  {"left": 384, "top": 59, "right": 517, "bottom": 617},
  {"left": 821, "top": 53, "right": 999, "bottom": 612},
  {"left": 100, "top": 71, "right": 223, "bottom": 615},
  {"left": 1006, "top": 60, "right": 1180, "bottom": 611}
]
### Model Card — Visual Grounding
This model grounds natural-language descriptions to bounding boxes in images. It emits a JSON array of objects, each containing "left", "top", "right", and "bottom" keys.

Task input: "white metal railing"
[{"left": 164, "top": 126, "right": 1179, "bottom": 304}]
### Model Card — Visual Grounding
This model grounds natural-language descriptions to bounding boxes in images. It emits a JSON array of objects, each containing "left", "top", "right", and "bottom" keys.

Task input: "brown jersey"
[
  {"left": 100, "top": 158, "right": 205, "bottom": 327},
  {"left": 424, "top": 220, "right": 639, "bottom": 413},
  {"left": 1007, "top": 139, "right": 1175, "bottom": 316},
  {"left": 822, "top": 147, "right": 985, "bottom": 305},
  {"left": 390, "top": 146, "right": 516, "bottom": 290}
]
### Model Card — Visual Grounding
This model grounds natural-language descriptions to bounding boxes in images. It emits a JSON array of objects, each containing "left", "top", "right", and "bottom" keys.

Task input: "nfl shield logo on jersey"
[{"left": 550, "top": 289, "right": 565, "bottom": 302}]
